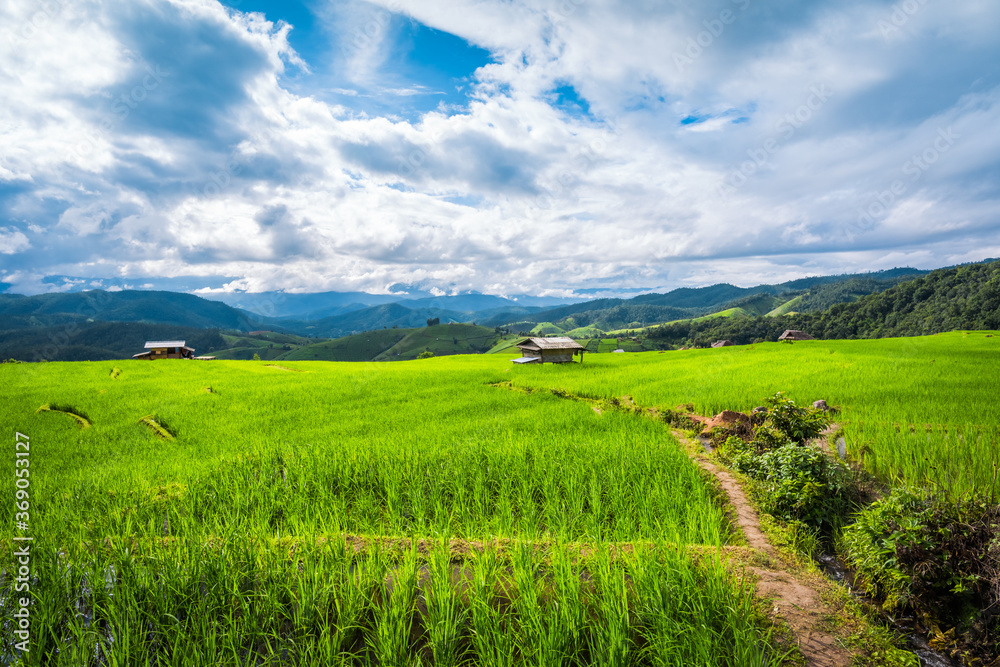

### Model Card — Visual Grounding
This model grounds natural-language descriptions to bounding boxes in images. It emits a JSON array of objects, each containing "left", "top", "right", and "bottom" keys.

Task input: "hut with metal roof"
[
  {"left": 778, "top": 330, "right": 815, "bottom": 342},
  {"left": 711, "top": 340, "right": 734, "bottom": 348},
  {"left": 512, "top": 337, "right": 585, "bottom": 364},
  {"left": 133, "top": 341, "right": 196, "bottom": 360}
]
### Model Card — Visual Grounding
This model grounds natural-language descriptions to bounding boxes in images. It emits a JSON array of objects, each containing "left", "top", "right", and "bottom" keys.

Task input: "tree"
[
  {"left": 252, "top": 352, "right": 261, "bottom": 361},
  {"left": 417, "top": 350, "right": 435, "bottom": 359},
  {"left": 426, "top": 317, "right": 440, "bottom": 327}
]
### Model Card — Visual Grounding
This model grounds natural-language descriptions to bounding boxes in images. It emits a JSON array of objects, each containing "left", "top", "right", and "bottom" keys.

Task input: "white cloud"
[
  {"left": 0, "top": 227, "right": 30, "bottom": 254},
  {"left": 2, "top": 0, "right": 1000, "bottom": 296}
]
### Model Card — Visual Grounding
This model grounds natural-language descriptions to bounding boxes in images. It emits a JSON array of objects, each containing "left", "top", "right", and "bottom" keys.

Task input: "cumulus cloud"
[{"left": 1, "top": 0, "right": 1000, "bottom": 295}]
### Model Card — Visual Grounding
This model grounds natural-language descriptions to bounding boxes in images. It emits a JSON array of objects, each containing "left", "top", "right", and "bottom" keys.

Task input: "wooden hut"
[
  {"left": 512, "top": 337, "right": 585, "bottom": 364},
  {"left": 133, "top": 341, "right": 196, "bottom": 360},
  {"left": 778, "top": 330, "right": 815, "bottom": 342},
  {"left": 711, "top": 340, "right": 734, "bottom": 348}
]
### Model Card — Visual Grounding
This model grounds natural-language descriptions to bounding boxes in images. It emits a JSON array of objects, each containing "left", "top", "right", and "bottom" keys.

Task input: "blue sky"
[{"left": 1, "top": 0, "right": 1000, "bottom": 297}]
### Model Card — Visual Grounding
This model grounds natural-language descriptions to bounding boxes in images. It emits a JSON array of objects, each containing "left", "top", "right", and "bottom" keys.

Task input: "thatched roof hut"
[
  {"left": 133, "top": 341, "right": 195, "bottom": 360},
  {"left": 512, "top": 337, "right": 585, "bottom": 364},
  {"left": 778, "top": 330, "right": 815, "bottom": 341}
]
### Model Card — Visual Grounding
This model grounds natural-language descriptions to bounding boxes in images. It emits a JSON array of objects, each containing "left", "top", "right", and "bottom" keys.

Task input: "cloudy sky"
[{"left": 1, "top": 0, "right": 999, "bottom": 297}]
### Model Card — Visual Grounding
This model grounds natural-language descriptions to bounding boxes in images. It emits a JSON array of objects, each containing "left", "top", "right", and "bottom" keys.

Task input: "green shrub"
[
  {"left": 760, "top": 392, "right": 828, "bottom": 444},
  {"left": 841, "top": 488, "right": 1000, "bottom": 662},
  {"left": 732, "top": 442, "right": 851, "bottom": 531},
  {"left": 839, "top": 488, "right": 926, "bottom": 609}
]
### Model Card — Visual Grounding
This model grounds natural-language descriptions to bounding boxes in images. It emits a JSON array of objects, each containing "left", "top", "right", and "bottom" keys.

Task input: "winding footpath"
[
  {"left": 514, "top": 386, "right": 858, "bottom": 665},
  {"left": 672, "top": 429, "right": 854, "bottom": 667}
]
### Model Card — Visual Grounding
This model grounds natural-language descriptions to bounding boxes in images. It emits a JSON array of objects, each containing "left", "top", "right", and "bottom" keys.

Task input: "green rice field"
[
  {"left": 509, "top": 331, "right": 1000, "bottom": 497},
  {"left": 2, "top": 330, "right": 997, "bottom": 664},
  {"left": 1, "top": 356, "right": 768, "bottom": 665}
]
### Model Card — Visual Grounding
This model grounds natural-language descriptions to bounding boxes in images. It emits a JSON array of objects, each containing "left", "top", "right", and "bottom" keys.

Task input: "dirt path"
[
  {"left": 500, "top": 385, "right": 857, "bottom": 665},
  {"left": 672, "top": 428, "right": 854, "bottom": 667}
]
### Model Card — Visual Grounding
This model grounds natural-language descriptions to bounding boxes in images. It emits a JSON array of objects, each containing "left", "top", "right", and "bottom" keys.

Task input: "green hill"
[
  {"left": 647, "top": 259, "right": 1000, "bottom": 346},
  {"left": 211, "top": 331, "right": 319, "bottom": 361},
  {"left": 282, "top": 329, "right": 409, "bottom": 361},
  {"left": 563, "top": 324, "right": 607, "bottom": 338},
  {"left": 374, "top": 324, "right": 502, "bottom": 360},
  {"left": 0, "top": 322, "right": 229, "bottom": 361},
  {"left": 0, "top": 289, "right": 259, "bottom": 331},
  {"left": 482, "top": 268, "right": 935, "bottom": 335},
  {"left": 767, "top": 295, "right": 804, "bottom": 316},
  {"left": 284, "top": 324, "right": 508, "bottom": 362},
  {"left": 530, "top": 322, "right": 565, "bottom": 335},
  {"left": 485, "top": 337, "right": 523, "bottom": 355}
]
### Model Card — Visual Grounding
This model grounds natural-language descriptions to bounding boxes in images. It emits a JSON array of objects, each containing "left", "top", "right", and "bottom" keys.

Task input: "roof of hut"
[
  {"left": 144, "top": 341, "right": 191, "bottom": 349},
  {"left": 515, "top": 337, "right": 586, "bottom": 351},
  {"left": 778, "top": 330, "right": 815, "bottom": 341}
]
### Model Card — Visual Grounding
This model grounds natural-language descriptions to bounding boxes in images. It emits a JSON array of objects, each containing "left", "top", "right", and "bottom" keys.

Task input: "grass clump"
[
  {"left": 34, "top": 403, "right": 92, "bottom": 428},
  {"left": 138, "top": 414, "right": 175, "bottom": 440}
]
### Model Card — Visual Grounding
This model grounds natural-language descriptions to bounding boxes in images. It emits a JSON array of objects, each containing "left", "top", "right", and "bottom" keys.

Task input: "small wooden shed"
[
  {"left": 778, "top": 330, "right": 815, "bottom": 342},
  {"left": 711, "top": 340, "right": 734, "bottom": 348},
  {"left": 133, "top": 341, "right": 196, "bottom": 360},
  {"left": 512, "top": 337, "right": 585, "bottom": 364}
]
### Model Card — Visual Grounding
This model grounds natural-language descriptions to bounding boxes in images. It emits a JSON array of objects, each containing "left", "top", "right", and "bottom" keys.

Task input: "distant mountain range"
[
  {"left": 5, "top": 263, "right": 990, "bottom": 361},
  {"left": 200, "top": 289, "right": 579, "bottom": 320},
  {"left": 476, "top": 267, "right": 932, "bottom": 334}
]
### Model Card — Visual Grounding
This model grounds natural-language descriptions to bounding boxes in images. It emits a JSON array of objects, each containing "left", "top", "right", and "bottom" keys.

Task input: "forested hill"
[
  {"left": 648, "top": 259, "right": 1000, "bottom": 347},
  {"left": 480, "top": 266, "right": 928, "bottom": 330},
  {"left": 0, "top": 290, "right": 258, "bottom": 331}
]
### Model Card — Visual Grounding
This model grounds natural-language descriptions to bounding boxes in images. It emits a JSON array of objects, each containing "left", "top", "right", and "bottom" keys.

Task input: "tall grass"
[
  {"left": 0, "top": 357, "right": 746, "bottom": 661},
  {"left": 5, "top": 539, "right": 781, "bottom": 666},
  {"left": 503, "top": 332, "right": 1000, "bottom": 497},
  {"left": 1, "top": 361, "right": 729, "bottom": 548}
]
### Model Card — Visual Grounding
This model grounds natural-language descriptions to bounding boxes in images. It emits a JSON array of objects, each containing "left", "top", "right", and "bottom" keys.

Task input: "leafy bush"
[
  {"left": 713, "top": 394, "right": 847, "bottom": 535},
  {"left": 732, "top": 442, "right": 852, "bottom": 532},
  {"left": 841, "top": 488, "right": 1000, "bottom": 662},
  {"left": 760, "top": 392, "right": 828, "bottom": 444}
]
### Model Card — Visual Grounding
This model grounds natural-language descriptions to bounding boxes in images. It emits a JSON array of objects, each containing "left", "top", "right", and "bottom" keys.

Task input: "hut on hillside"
[
  {"left": 512, "top": 337, "right": 585, "bottom": 364},
  {"left": 133, "top": 341, "right": 196, "bottom": 360},
  {"left": 778, "top": 330, "right": 815, "bottom": 342},
  {"left": 711, "top": 340, "right": 734, "bottom": 348}
]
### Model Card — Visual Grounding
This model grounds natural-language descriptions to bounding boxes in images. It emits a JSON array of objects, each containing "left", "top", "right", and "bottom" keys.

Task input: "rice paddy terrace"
[{"left": 2, "top": 331, "right": 998, "bottom": 665}]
